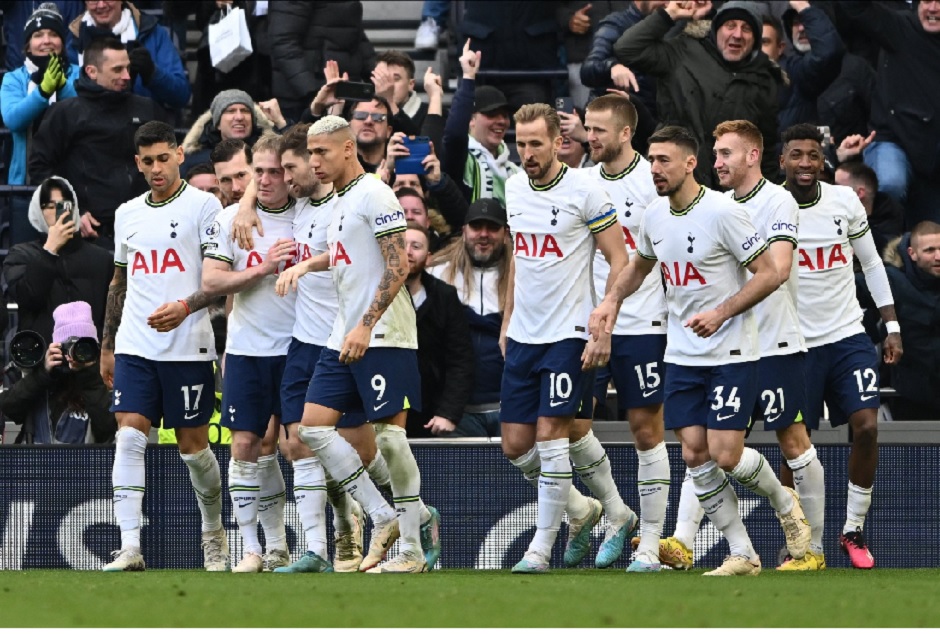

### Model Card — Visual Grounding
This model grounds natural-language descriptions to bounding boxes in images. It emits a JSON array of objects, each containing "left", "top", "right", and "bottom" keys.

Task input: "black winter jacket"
[
  {"left": 268, "top": 1, "right": 376, "bottom": 106},
  {"left": 817, "top": 52, "right": 875, "bottom": 145},
  {"left": 459, "top": 1, "right": 563, "bottom": 72},
  {"left": 840, "top": 2, "right": 940, "bottom": 176},
  {"left": 614, "top": 9, "right": 784, "bottom": 187},
  {"left": 27, "top": 76, "right": 165, "bottom": 228},
  {"left": 3, "top": 238, "right": 114, "bottom": 346},
  {"left": 406, "top": 273, "right": 475, "bottom": 438}
]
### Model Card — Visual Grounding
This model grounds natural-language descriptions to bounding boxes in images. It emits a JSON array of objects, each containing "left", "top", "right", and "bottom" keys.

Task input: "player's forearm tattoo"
[
  {"left": 102, "top": 267, "right": 127, "bottom": 352},
  {"left": 182, "top": 289, "right": 213, "bottom": 314},
  {"left": 362, "top": 231, "right": 408, "bottom": 328}
]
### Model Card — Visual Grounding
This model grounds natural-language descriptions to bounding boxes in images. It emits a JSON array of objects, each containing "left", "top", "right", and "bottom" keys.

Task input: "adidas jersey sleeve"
[
  {"left": 364, "top": 184, "right": 407, "bottom": 239},
  {"left": 721, "top": 203, "right": 767, "bottom": 266},
  {"left": 114, "top": 203, "right": 128, "bottom": 267},
  {"left": 582, "top": 185, "right": 617, "bottom": 234},
  {"left": 203, "top": 207, "right": 235, "bottom": 264}
]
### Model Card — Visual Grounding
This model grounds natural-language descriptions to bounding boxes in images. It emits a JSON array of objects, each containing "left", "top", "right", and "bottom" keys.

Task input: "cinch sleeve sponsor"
[
  {"left": 371, "top": 187, "right": 407, "bottom": 239},
  {"left": 724, "top": 204, "right": 767, "bottom": 266},
  {"left": 766, "top": 196, "right": 799, "bottom": 247}
]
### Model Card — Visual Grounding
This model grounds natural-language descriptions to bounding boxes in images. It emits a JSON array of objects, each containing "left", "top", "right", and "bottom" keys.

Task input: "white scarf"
[
  {"left": 78, "top": 8, "right": 136, "bottom": 66},
  {"left": 24, "top": 57, "right": 57, "bottom": 104},
  {"left": 466, "top": 135, "right": 520, "bottom": 204}
]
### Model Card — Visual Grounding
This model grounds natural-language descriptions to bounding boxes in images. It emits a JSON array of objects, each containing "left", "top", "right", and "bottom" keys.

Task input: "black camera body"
[{"left": 9, "top": 331, "right": 99, "bottom": 371}]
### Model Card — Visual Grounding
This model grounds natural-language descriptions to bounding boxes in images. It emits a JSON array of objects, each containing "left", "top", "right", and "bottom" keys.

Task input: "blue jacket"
[
  {"left": 66, "top": 5, "right": 190, "bottom": 109},
  {"left": 579, "top": 4, "right": 657, "bottom": 115},
  {"left": 0, "top": 0, "right": 84, "bottom": 70},
  {"left": 0, "top": 63, "right": 81, "bottom": 185},
  {"left": 777, "top": 6, "right": 844, "bottom": 131}
]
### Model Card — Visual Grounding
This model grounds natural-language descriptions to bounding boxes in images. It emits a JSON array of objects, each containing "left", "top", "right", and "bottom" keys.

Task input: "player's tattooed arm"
[
  {"left": 181, "top": 289, "right": 213, "bottom": 314},
  {"left": 361, "top": 230, "right": 409, "bottom": 328},
  {"left": 101, "top": 267, "right": 127, "bottom": 352}
]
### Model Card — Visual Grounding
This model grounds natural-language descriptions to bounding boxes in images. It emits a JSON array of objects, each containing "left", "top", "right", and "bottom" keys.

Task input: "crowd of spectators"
[{"left": 0, "top": 0, "right": 939, "bottom": 443}]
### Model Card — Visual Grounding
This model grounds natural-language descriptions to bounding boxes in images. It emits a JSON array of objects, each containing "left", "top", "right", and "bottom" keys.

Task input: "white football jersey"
[
  {"left": 292, "top": 192, "right": 339, "bottom": 346},
  {"left": 636, "top": 186, "right": 766, "bottom": 366},
  {"left": 204, "top": 199, "right": 298, "bottom": 356},
  {"left": 505, "top": 164, "right": 617, "bottom": 344},
  {"left": 326, "top": 174, "right": 417, "bottom": 351},
  {"left": 113, "top": 181, "right": 219, "bottom": 361},
  {"left": 728, "top": 179, "right": 805, "bottom": 357},
  {"left": 427, "top": 262, "right": 501, "bottom": 317},
  {"left": 589, "top": 155, "right": 667, "bottom": 335},
  {"left": 795, "top": 181, "right": 870, "bottom": 348}
]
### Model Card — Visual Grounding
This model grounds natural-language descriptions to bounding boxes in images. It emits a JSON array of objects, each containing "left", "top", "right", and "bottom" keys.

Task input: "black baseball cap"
[
  {"left": 465, "top": 197, "right": 507, "bottom": 227},
  {"left": 474, "top": 86, "right": 511, "bottom": 115}
]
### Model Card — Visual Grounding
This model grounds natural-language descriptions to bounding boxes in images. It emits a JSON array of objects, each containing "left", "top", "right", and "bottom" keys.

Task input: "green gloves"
[{"left": 38, "top": 54, "right": 66, "bottom": 98}]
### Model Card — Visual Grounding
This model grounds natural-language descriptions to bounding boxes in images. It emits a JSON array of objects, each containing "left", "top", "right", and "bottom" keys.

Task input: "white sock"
[
  {"left": 298, "top": 426, "right": 396, "bottom": 525},
  {"left": 325, "top": 472, "right": 355, "bottom": 533},
  {"left": 636, "top": 442, "right": 670, "bottom": 556},
  {"left": 569, "top": 431, "right": 631, "bottom": 523},
  {"left": 293, "top": 456, "right": 328, "bottom": 558},
  {"left": 257, "top": 454, "right": 287, "bottom": 552},
  {"left": 730, "top": 447, "right": 793, "bottom": 514},
  {"left": 528, "top": 439, "right": 572, "bottom": 559},
  {"left": 673, "top": 468, "right": 704, "bottom": 550},
  {"left": 112, "top": 427, "right": 147, "bottom": 551},
  {"left": 509, "top": 445, "right": 593, "bottom": 520},
  {"left": 787, "top": 445, "right": 825, "bottom": 553},
  {"left": 844, "top": 481, "right": 873, "bottom": 534},
  {"left": 374, "top": 424, "right": 422, "bottom": 555},
  {"left": 229, "top": 459, "right": 262, "bottom": 556},
  {"left": 367, "top": 448, "right": 391, "bottom": 487},
  {"left": 180, "top": 447, "right": 223, "bottom": 533},
  {"left": 691, "top": 460, "right": 756, "bottom": 560}
]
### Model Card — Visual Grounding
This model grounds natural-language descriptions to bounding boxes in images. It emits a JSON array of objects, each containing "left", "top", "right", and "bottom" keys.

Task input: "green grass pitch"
[{"left": 2, "top": 569, "right": 938, "bottom": 627}]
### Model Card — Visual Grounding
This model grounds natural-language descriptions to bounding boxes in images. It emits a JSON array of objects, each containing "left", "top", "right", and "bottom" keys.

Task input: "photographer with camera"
[
  {"left": 3, "top": 176, "right": 114, "bottom": 348},
  {"left": 0, "top": 301, "right": 116, "bottom": 444}
]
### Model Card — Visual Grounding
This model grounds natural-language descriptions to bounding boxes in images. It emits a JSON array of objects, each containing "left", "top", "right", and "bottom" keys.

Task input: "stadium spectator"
[
  {"left": 0, "top": 301, "right": 116, "bottom": 444},
  {"left": 428, "top": 198, "right": 510, "bottom": 438},
  {"left": 185, "top": 0, "right": 272, "bottom": 115},
  {"left": 558, "top": 133, "right": 592, "bottom": 169},
  {"left": 458, "top": 1, "right": 563, "bottom": 110},
  {"left": 0, "top": 3, "right": 81, "bottom": 245},
  {"left": 580, "top": 1, "right": 665, "bottom": 115},
  {"left": 557, "top": 1, "right": 632, "bottom": 108},
  {"left": 181, "top": 89, "right": 281, "bottom": 175},
  {"left": 859, "top": 222, "right": 940, "bottom": 421},
  {"left": 210, "top": 138, "right": 252, "bottom": 206},
  {"left": 268, "top": 0, "right": 376, "bottom": 122},
  {"left": 775, "top": 1, "right": 845, "bottom": 133},
  {"left": 372, "top": 50, "right": 427, "bottom": 135},
  {"left": 840, "top": 1, "right": 940, "bottom": 226},
  {"left": 386, "top": 132, "right": 469, "bottom": 243},
  {"left": 414, "top": 0, "right": 448, "bottom": 50},
  {"left": 347, "top": 97, "right": 394, "bottom": 173},
  {"left": 28, "top": 38, "right": 165, "bottom": 251},
  {"left": 3, "top": 176, "right": 113, "bottom": 347},
  {"left": 395, "top": 187, "right": 454, "bottom": 254},
  {"left": 66, "top": 0, "right": 190, "bottom": 110},
  {"left": 186, "top": 162, "right": 222, "bottom": 203},
  {"left": 0, "top": 0, "right": 83, "bottom": 71},
  {"left": 403, "top": 223, "right": 475, "bottom": 438},
  {"left": 442, "top": 41, "right": 520, "bottom": 207},
  {"left": 613, "top": 1, "right": 784, "bottom": 187},
  {"left": 835, "top": 160, "right": 904, "bottom": 256}
]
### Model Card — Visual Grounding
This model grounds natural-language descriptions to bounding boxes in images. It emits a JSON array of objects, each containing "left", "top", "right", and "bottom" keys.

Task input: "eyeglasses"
[{"left": 351, "top": 111, "right": 388, "bottom": 123}]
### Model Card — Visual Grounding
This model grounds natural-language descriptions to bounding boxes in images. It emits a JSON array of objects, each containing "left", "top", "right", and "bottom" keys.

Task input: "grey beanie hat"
[
  {"left": 210, "top": 89, "right": 255, "bottom": 128},
  {"left": 711, "top": 0, "right": 763, "bottom": 43}
]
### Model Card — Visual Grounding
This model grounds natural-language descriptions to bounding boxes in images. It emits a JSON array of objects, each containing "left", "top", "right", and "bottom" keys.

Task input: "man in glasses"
[{"left": 348, "top": 97, "right": 394, "bottom": 173}]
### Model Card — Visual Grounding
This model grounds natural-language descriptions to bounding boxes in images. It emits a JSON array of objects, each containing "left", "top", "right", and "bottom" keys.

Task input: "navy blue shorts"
[
  {"left": 222, "top": 353, "right": 287, "bottom": 437},
  {"left": 305, "top": 347, "right": 420, "bottom": 427},
  {"left": 663, "top": 361, "right": 758, "bottom": 431},
  {"left": 751, "top": 353, "right": 807, "bottom": 431},
  {"left": 281, "top": 338, "right": 322, "bottom": 425},
  {"left": 804, "top": 333, "right": 880, "bottom": 429},
  {"left": 112, "top": 354, "right": 215, "bottom": 428},
  {"left": 594, "top": 334, "right": 667, "bottom": 411},
  {"left": 501, "top": 338, "right": 592, "bottom": 424}
]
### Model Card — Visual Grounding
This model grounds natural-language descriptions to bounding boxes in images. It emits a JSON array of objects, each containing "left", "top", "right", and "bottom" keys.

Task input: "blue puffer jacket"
[
  {"left": 0, "top": 63, "right": 81, "bottom": 184},
  {"left": 66, "top": 3, "right": 190, "bottom": 109}
]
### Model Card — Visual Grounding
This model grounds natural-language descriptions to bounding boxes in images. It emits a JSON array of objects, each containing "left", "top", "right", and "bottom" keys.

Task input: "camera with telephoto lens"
[{"left": 9, "top": 331, "right": 99, "bottom": 371}]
